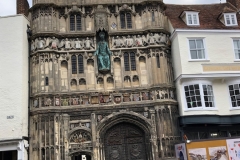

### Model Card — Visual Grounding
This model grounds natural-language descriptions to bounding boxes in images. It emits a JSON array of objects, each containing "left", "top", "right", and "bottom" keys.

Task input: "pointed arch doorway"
[{"left": 104, "top": 122, "right": 147, "bottom": 160}]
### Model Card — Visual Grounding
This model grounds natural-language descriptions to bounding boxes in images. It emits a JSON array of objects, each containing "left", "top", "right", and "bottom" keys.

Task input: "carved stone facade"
[{"left": 29, "top": 0, "right": 180, "bottom": 160}]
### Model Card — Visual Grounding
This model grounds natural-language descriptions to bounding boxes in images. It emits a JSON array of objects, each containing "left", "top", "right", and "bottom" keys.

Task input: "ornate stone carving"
[{"left": 69, "top": 130, "right": 91, "bottom": 143}]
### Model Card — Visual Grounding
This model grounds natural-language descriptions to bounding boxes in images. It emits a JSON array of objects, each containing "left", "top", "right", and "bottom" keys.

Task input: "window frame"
[
  {"left": 232, "top": 38, "right": 240, "bottom": 60},
  {"left": 186, "top": 11, "right": 200, "bottom": 26},
  {"left": 182, "top": 80, "right": 216, "bottom": 111},
  {"left": 224, "top": 13, "right": 238, "bottom": 26},
  {"left": 120, "top": 12, "right": 132, "bottom": 29},
  {"left": 69, "top": 13, "right": 82, "bottom": 32},
  {"left": 187, "top": 38, "right": 208, "bottom": 61},
  {"left": 227, "top": 80, "right": 240, "bottom": 109}
]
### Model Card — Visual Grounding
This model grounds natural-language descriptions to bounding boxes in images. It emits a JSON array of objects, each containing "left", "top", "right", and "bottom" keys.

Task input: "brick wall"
[
  {"left": 17, "top": 0, "right": 29, "bottom": 16},
  {"left": 227, "top": 0, "right": 240, "bottom": 9}
]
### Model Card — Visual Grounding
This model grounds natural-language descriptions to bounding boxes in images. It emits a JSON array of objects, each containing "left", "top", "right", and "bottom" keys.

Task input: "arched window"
[
  {"left": 124, "top": 53, "right": 130, "bottom": 71},
  {"left": 70, "top": 14, "right": 82, "bottom": 31},
  {"left": 71, "top": 55, "right": 77, "bottom": 74},
  {"left": 130, "top": 52, "right": 136, "bottom": 71},
  {"left": 45, "top": 77, "right": 49, "bottom": 86},
  {"left": 120, "top": 12, "right": 132, "bottom": 29},
  {"left": 78, "top": 55, "right": 84, "bottom": 73},
  {"left": 152, "top": 12, "right": 155, "bottom": 22},
  {"left": 156, "top": 54, "right": 160, "bottom": 68}
]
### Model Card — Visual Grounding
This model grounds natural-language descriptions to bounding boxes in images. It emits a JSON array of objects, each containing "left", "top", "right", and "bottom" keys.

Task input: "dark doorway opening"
[
  {"left": 0, "top": 150, "right": 17, "bottom": 160},
  {"left": 71, "top": 154, "right": 91, "bottom": 160},
  {"left": 104, "top": 122, "right": 147, "bottom": 160}
]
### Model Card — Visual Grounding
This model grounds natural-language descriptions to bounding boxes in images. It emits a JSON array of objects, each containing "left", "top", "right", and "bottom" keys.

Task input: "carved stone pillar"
[
  {"left": 149, "top": 109, "right": 159, "bottom": 160},
  {"left": 91, "top": 113, "right": 98, "bottom": 160},
  {"left": 63, "top": 114, "right": 70, "bottom": 160}
]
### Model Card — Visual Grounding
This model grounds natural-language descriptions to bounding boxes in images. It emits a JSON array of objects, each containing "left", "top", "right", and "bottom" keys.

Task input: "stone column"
[
  {"left": 62, "top": 114, "right": 70, "bottom": 160},
  {"left": 91, "top": 113, "right": 98, "bottom": 160},
  {"left": 149, "top": 109, "right": 159, "bottom": 160}
]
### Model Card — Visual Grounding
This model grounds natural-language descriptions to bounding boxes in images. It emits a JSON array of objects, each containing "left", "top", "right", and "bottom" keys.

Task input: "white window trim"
[
  {"left": 232, "top": 38, "right": 240, "bottom": 60},
  {"left": 185, "top": 11, "right": 200, "bottom": 26},
  {"left": 227, "top": 79, "right": 240, "bottom": 109},
  {"left": 187, "top": 38, "right": 208, "bottom": 61},
  {"left": 224, "top": 13, "right": 238, "bottom": 26},
  {"left": 182, "top": 80, "right": 217, "bottom": 111}
]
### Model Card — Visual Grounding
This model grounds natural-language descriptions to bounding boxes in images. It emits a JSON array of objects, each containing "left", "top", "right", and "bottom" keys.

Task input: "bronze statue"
[{"left": 94, "top": 32, "right": 112, "bottom": 72}]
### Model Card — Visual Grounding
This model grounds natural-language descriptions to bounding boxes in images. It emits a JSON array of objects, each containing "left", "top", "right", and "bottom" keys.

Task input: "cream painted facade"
[
  {"left": 0, "top": 15, "right": 29, "bottom": 160},
  {"left": 170, "top": 30, "right": 240, "bottom": 116}
]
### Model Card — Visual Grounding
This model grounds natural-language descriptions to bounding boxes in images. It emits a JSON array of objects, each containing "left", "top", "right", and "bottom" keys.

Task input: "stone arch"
[{"left": 96, "top": 111, "right": 156, "bottom": 160}]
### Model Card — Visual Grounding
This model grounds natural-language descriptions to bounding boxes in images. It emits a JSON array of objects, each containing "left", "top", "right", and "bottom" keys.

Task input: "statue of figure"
[
  {"left": 136, "top": 35, "right": 143, "bottom": 46},
  {"left": 154, "top": 33, "right": 161, "bottom": 44},
  {"left": 75, "top": 38, "right": 83, "bottom": 50},
  {"left": 36, "top": 37, "right": 45, "bottom": 50},
  {"left": 142, "top": 35, "right": 148, "bottom": 45},
  {"left": 70, "top": 39, "right": 75, "bottom": 50},
  {"left": 159, "top": 33, "right": 167, "bottom": 44},
  {"left": 112, "top": 36, "right": 122, "bottom": 48},
  {"left": 49, "top": 37, "right": 58, "bottom": 50},
  {"left": 148, "top": 33, "right": 155, "bottom": 45},
  {"left": 31, "top": 40, "right": 36, "bottom": 52},
  {"left": 125, "top": 35, "right": 134, "bottom": 47},
  {"left": 64, "top": 38, "right": 71, "bottom": 50},
  {"left": 84, "top": 37, "right": 94, "bottom": 50},
  {"left": 94, "top": 32, "right": 112, "bottom": 72}
]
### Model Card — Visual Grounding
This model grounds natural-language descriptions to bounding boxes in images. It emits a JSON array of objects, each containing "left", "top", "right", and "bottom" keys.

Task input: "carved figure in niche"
[
  {"left": 135, "top": 35, "right": 143, "bottom": 46},
  {"left": 142, "top": 35, "right": 148, "bottom": 45},
  {"left": 154, "top": 33, "right": 161, "bottom": 44},
  {"left": 112, "top": 36, "right": 122, "bottom": 48},
  {"left": 99, "top": 94, "right": 111, "bottom": 103},
  {"left": 143, "top": 112, "right": 148, "bottom": 118},
  {"left": 55, "top": 97, "right": 60, "bottom": 106},
  {"left": 170, "top": 90, "right": 174, "bottom": 99},
  {"left": 64, "top": 38, "right": 71, "bottom": 50},
  {"left": 156, "top": 90, "right": 160, "bottom": 99},
  {"left": 31, "top": 40, "right": 36, "bottom": 52},
  {"left": 166, "top": 35, "right": 171, "bottom": 46},
  {"left": 125, "top": 35, "right": 134, "bottom": 47},
  {"left": 148, "top": 33, "right": 155, "bottom": 45},
  {"left": 36, "top": 37, "right": 45, "bottom": 50},
  {"left": 82, "top": 95, "right": 89, "bottom": 105},
  {"left": 132, "top": 94, "right": 140, "bottom": 101},
  {"left": 33, "top": 99, "right": 38, "bottom": 108},
  {"left": 123, "top": 94, "right": 131, "bottom": 102},
  {"left": 159, "top": 33, "right": 167, "bottom": 44},
  {"left": 97, "top": 115, "right": 103, "bottom": 122},
  {"left": 94, "top": 32, "right": 112, "bottom": 72},
  {"left": 159, "top": 89, "right": 167, "bottom": 99},
  {"left": 75, "top": 38, "right": 83, "bottom": 50},
  {"left": 86, "top": 123, "right": 90, "bottom": 128},
  {"left": 49, "top": 37, "right": 58, "bottom": 50},
  {"left": 84, "top": 37, "right": 94, "bottom": 50}
]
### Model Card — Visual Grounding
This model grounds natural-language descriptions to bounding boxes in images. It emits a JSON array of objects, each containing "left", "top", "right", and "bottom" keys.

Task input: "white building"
[
  {"left": 0, "top": 15, "right": 29, "bottom": 160},
  {"left": 166, "top": 0, "right": 240, "bottom": 140}
]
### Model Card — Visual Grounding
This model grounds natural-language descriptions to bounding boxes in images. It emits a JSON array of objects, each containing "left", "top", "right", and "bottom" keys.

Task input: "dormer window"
[
  {"left": 186, "top": 12, "right": 199, "bottom": 25},
  {"left": 224, "top": 13, "right": 237, "bottom": 26}
]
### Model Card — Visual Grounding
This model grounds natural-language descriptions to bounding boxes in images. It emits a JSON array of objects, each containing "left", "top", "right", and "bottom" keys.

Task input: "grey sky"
[{"left": 0, "top": 0, "right": 226, "bottom": 16}]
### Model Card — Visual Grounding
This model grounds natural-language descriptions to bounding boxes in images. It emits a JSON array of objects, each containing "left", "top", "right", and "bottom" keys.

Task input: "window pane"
[
  {"left": 152, "top": 12, "right": 155, "bottom": 22},
  {"left": 156, "top": 55, "right": 160, "bottom": 68},
  {"left": 188, "top": 14, "right": 192, "bottom": 24},
  {"left": 231, "top": 15, "right": 236, "bottom": 24},
  {"left": 130, "top": 52, "right": 136, "bottom": 70},
  {"left": 76, "top": 15, "right": 81, "bottom": 31},
  {"left": 126, "top": 13, "right": 132, "bottom": 29},
  {"left": 78, "top": 55, "right": 84, "bottom": 73},
  {"left": 193, "top": 14, "right": 197, "bottom": 24},
  {"left": 124, "top": 53, "right": 130, "bottom": 71},
  {"left": 226, "top": 15, "right": 230, "bottom": 24},
  {"left": 120, "top": 13, "right": 126, "bottom": 29},
  {"left": 184, "top": 84, "right": 202, "bottom": 108},
  {"left": 196, "top": 40, "right": 204, "bottom": 48},
  {"left": 191, "top": 50, "right": 198, "bottom": 59},
  {"left": 71, "top": 55, "right": 77, "bottom": 74},
  {"left": 202, "top": 84, "right": 214, "bottom": 107},
  {"left": 229, "top": 84, "right": 240, "bottom": 107},
  {"left": 70, "top": 15, "right": 75, "bottom": 31},
  {"left": 189, "top": 40, "right": 196, "bottom": 49}
]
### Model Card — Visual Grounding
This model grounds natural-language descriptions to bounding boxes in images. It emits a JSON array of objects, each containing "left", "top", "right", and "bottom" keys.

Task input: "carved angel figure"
[
  {"left": 159, "top": 33, "right": 167, "bottom": 44},
  {"left": 36, "top": 37, "right": 45, "bottom": 50},
  {"left": 125, "top": 35, "right": 134, "bottom": 47},
  {"left": 112, "top": 36, "right": 122, "bottom": 48},
  {"left": 49, "top": 37, "right": 58, "bottom": 50},
  {"left": 154, "top": 33, "right": 161, "bottom": 44},
  {"left": 75, "top": 38, "right": 83, "bottom": 50},
  {"left": 148, "top": 33, "right": 155, "bottom": 45},
  {"left": 142, "top": 35, "right": 148, "bottom": 45},
  {"left": 64, "top": 38, "right": 71, "bottom": 50},
  {"left": 31, "top": 40, "right": 36, "bottom": 52},
  {"left": 84, "top": 37, "right": 94, "bottom": 50},
  {"left": 135, "top": 35, "right": 143, "bottom": 46}
]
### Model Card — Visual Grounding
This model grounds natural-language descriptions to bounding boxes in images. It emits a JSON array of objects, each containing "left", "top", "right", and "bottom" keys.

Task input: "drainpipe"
[{"left": 26, "top": 24, "right": 32, "bottom": 160}]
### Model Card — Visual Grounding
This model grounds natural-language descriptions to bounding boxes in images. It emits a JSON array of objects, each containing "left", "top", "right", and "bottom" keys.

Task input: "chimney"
[
  {"left": 227, "top": 0, "right": 240, "bottom": 9},
  {"left": 17, "top": 0, "right": 30, "bottom": 16}
]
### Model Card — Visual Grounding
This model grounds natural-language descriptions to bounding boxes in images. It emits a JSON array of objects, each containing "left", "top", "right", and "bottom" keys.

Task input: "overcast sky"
[{"left": 0, "top": 0, "right": 226, "bottom": 16}]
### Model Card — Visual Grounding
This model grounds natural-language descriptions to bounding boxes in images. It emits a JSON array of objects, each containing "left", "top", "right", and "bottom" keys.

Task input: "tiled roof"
[{"left": 165, "top": 3, "right": 240, "bottom": 29}]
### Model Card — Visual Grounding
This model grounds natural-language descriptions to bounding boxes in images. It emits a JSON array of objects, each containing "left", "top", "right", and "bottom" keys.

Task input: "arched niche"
[
  {"left": 113, "top": 58, "right": 122, "bottom": 85},
  {"left": 97, "top": 77, "right": 104, "bottom": 89},
  {"left": 107, "top": 77, "right": 114, "bottom": 89},
  {"left": 70, "top": 79, "right": 77, "bottom": 90},
  {"left": 61, "top": 61, "right": 68, "bottom": 90},
  {"left": 132, "top": 75, "right": 139, "bottom": 86},
  {"left": 79, "top": 78, "right": 86, "bottom": 90},
  {"left": 124, "top": 76, "right": 131, "bottom": 87},
  {"left": 139, "top": 56, "right": 147, "bottom": 85},
  {"left": 87, "top": 59, "right": 95, "bottom": 86}
]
